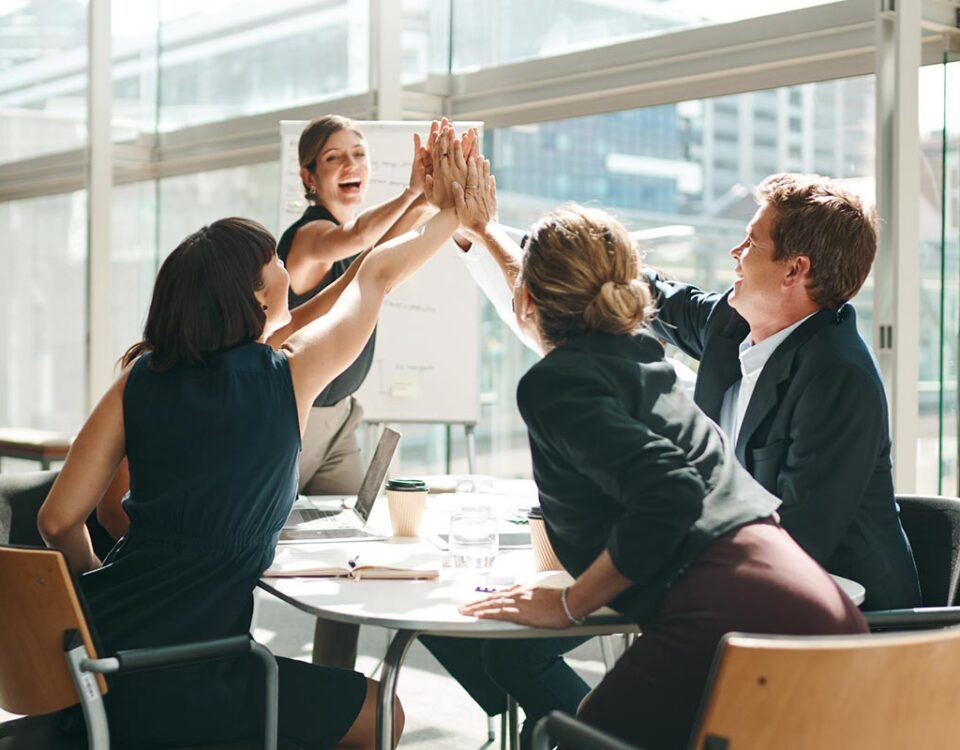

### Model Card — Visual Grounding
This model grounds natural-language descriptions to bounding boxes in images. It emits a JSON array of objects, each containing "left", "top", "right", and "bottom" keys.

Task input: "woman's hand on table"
[{"left": 458, "top": 584, "right": 570, "bottom": 629}]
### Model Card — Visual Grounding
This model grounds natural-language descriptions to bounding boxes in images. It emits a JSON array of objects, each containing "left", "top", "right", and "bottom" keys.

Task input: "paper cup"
[
  {"left": 527, "top": 509, "right": 564, "bottom": 573},
  {"left": 386, "top": 478, "right": 428, "bottom": 538}
]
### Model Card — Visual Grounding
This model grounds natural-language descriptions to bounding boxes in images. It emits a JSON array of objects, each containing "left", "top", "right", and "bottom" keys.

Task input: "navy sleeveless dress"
[{"left": 75, "top": 343, "right": 366, "bottom": 748}]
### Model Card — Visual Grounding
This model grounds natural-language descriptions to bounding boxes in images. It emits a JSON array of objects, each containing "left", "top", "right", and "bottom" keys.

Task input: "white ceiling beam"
[{"left": 444, "top": 0, "right": 956, "bottom": 127}]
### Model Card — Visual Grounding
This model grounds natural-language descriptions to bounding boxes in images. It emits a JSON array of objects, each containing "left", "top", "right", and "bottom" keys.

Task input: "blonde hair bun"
[
  {"left": 521, "top": 204, "right": 652, "bottom": 347},
  {"left": 584, "top": 279, "right": 647, "bottom": 335}
]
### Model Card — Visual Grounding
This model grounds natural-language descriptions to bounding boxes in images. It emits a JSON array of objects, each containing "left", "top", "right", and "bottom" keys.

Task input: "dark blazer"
[
  {"left": 517, "top": 330, "right": 781, "bottom": 622},
  {"left": 644, "top": 271, "right": 921, "bottom": 610}
]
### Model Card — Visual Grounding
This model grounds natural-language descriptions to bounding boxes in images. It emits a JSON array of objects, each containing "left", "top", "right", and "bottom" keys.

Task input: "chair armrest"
[
  {"left": 111, "top": 635, "right": 257, "bottom": 672},
  {"left": 865, "top": 606, "right": 960, "bottom": 632},
  {"left": 532, "top": 711, "right": 641, "bottom": 750},
  {"left": 70, "top": 633, "right": 278, "bottom": 750}
]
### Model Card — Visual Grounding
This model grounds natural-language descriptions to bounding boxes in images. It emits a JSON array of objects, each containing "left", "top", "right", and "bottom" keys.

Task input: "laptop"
[{"left": 279, "top": 427, "right": 400, "bottom": 543}]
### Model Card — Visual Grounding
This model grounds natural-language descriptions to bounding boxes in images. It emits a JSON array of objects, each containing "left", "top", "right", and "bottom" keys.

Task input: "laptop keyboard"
[
  {"left": 281, "top": 527, "right": 381, "bottom": 541},
  {"left": 296, "top": 509, "right": 341, "bottom": 521}
]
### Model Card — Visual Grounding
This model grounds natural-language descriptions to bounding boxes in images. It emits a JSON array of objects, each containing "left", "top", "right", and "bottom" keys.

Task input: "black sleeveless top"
[
  {"left": 77, "top": 344, "right": 301, "bottom": 738},
  {"left": 277, "top": 204, "right": 376, "bottom": 407}
]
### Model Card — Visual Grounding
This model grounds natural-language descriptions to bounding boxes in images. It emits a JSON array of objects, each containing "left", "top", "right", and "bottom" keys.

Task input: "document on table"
[{"left": 266, "top": 544, "right": 442, "bottom": 580}]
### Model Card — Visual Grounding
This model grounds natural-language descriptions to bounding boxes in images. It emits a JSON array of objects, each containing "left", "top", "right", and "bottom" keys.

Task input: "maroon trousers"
[{"left": 575, "top": 520, "right": 867, "bottom": 750}]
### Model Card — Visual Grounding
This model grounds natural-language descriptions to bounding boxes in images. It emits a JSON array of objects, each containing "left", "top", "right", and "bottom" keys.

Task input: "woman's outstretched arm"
[
  {"left": 38, "top": 368, "right": 130, "bottom": 572},
  {"left": 283, "top": 208, "right": 459, "bottom": 432},
  {"left": 287, "top": 132, "right": 429, "bottom": 272}
]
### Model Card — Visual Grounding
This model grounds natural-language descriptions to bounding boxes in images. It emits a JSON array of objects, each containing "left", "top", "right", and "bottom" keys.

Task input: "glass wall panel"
[
  {"left": 0, "top": 191, "right": 87, "bottom": 431},
  {"left": 402, "top": 0, "right": 451, "bottom": 83},
  {"left": 450, "top": 0, "right": 840, "bottom": 73},
  {"left": 111, "top": 181, "right": 158, "bottom": 364},
  {"left": 158, "top": 162, "right": 280, "bottom": 252},
  {"left": 0, "top": 0, "right": 88, "bottom": 163},
  {"left": 112, "top": 1, "right": 159, "bottom": 137},
  {"left": 917, "top": 61, "right": 959, "bottom": 495},
  {"left": 157, "top": 0, "right": 369, "bottom": 131},
  {"left": 478, "top": 76, "right": 876, "bottom": 478}
]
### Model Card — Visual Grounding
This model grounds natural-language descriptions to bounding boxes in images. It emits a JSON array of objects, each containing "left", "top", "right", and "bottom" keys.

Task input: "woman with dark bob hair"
[
  {"left": 38, "top": 178, "right": 461, "bottom": 747},
  {"left": 452, "top": 174, "right": 868, "bottom": 750}
]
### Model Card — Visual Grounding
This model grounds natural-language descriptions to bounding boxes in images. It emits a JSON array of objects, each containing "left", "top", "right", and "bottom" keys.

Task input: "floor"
[{"left": 0, "top": 586, "right": 612, "bottom": 748}]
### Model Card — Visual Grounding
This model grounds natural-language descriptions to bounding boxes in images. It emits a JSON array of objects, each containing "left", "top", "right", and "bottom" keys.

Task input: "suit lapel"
[
  {"left": 695, "top": 310, "right": 747, "bottom": 421},
  {"left": 734, "top": 308, "right": 840, "bottom": 463}
]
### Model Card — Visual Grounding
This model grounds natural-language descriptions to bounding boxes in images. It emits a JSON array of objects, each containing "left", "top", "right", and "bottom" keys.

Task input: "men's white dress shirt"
[{"left": 719, "top": 313, "right": 816, "bottom": 446}]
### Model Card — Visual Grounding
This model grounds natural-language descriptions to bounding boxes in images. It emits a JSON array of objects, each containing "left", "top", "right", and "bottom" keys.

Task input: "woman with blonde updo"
[{"left": 455, "top": 180, "right": 867, "bottom": 749}]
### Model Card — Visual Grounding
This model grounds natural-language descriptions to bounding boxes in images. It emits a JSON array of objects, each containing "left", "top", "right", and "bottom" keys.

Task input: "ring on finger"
[{"left": 465, "top": 184, "right": 479, "bottom": 189}]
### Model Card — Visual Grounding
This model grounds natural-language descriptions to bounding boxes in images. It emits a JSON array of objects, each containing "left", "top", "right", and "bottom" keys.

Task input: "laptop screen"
[{"left": 355, "top": 427, "right": 400, "bottom": 522}]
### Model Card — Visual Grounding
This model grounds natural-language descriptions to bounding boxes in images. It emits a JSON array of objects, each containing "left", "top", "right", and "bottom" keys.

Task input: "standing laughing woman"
[{"left": 281, "top": 116, "right": 471, "bottom": 667}]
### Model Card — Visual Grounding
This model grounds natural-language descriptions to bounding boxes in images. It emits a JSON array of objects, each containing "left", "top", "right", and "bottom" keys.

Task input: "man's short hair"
[{"left": 756, "top": 173, "right": 877, "bottom": 310}]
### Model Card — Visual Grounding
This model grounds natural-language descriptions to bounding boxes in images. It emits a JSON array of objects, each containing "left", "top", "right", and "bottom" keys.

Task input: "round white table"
[
  {"left": 260, "top": 544, "right": 635, "bottom": 750},
  {"left": 262, "top": 539, "right": 865, "bottom": 749}
]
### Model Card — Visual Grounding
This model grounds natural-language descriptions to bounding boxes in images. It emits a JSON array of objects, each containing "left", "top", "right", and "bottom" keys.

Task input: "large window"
[
  {"left": 475, "top": 76, "right": 877, "bottom": 478},
  {"left": 156, "top": 0, "right": 369, "bottom": 131},
  {"left": 0, "top": 0, "right": 88, "bottom": 163},
  {"left": 917, "top": 61, "right": 960, "bottom": 495},
  {"left": 0, "top": 191, "right": 87, "bottom": 431},
  {"left": 0, "top": 1, "right": 956, "bottom": 495},
  {"left": 448, "top": 0, "right": 841, "bottom": 73}
]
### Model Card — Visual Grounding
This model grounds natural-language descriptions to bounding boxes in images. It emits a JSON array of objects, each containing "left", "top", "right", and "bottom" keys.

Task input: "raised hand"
[
  {"left": 461, "top": 127, "right": 480, "bottom": 162},
  {"left": 452, "top": 156, "right": 497, "bottom": 239},
  {"left": 408, "top": 131, "right": 428, "bottom": 195},
  {"left": 425, "top": 128, "right": 457, "bottom": 209}
]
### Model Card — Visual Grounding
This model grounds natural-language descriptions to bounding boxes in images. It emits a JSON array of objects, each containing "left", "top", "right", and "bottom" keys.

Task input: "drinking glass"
[
  {"left": 455, "top": 475, "right": 495, "bottom": 500},
  {"left": 448, "top": 506, "right": 499, "bottom": 575}
]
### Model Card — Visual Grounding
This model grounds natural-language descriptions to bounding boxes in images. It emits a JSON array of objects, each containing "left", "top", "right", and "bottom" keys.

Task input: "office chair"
[
  {"left": 0, "top": 470, "right": 115, "bottom": 559},
  {"left": 537, "top": 625, "right": 960, "bottom": 750},
  {"left": 864, "top": 493, "right": 960, "bottom": 631},
  {"left": 0, "top": 545, "right": 278, "bottom": 750},
  {"left": 897, "top": 493, "right": 960, "bottom": 606},
  {"left": 691, "top": 626, "right": 960, "bottom": 749}
]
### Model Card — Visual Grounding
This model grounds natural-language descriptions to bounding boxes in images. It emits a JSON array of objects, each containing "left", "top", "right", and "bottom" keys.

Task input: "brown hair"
[
  {"left": 521, "top": 205, "right": 651, "bottom": 348},
  {"left": 298, "top": 115, "right": 366, "bottom": 202},
  {"left": 122, "top": 217, "right": 276, "bottom": 370},
  {"left": 756, "top": 173, "right": 877, "bottom": 309}
]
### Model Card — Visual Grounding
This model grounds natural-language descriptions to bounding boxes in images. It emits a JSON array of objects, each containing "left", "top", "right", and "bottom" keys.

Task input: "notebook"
[
  {"left": 265, "top": 544, "right": 441, "bottom": 580},
  {"left": 279, "top": 427, "right": 400, "bottom": 543}
]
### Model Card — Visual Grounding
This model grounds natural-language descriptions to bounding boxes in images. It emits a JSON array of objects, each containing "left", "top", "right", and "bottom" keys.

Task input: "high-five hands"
[{"left": 420, "top": 119, "right": 479, "bottom": 210}]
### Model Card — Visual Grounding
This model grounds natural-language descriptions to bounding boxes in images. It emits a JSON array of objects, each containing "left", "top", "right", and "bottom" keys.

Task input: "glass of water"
[
  {"left": 455, "top": 475, "right": 495, "bottom": 499},
  {"left": 448, "top": 506, "right": 499, "bottom": 575}
]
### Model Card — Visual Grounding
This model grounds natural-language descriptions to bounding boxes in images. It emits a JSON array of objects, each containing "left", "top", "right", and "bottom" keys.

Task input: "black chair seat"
[
  {"left": 0, "top": 715, "right": 85, "bottom": 750},
  {"left": 0, "top": 715, "right": 275, "bottom": 749}
]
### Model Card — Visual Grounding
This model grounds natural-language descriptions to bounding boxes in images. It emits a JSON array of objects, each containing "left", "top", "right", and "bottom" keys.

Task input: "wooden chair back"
[
  {"left": 0, "top": 545, "right": 107, "bottom": 716},
  {"left": 690, "top": 627, "right": 960, "bottom": 750}
]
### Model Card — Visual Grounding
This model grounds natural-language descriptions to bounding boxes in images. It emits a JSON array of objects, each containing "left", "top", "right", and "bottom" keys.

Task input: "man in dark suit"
[{"left": 645, "top": 173, "right": 920, "bottom": 610}]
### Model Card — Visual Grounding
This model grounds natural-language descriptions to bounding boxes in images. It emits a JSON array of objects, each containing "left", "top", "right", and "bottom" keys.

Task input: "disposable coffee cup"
[
  {"left": 527, "top": 507, "right": 564, "bottom": 573},
  {"left": 385, "top": 478, "right": 428, "bottom": 538}
]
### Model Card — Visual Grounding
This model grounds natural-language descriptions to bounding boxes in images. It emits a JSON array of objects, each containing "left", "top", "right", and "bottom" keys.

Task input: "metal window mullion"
[
  {"left": 369, "top": 0, "right": 402, "bottom": 120},
  {"left": 86, "top": 0, "right": 113, "bottom": 412},
  {"left": 875, "top": 0, "right": 922, "bottom": 492}
]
